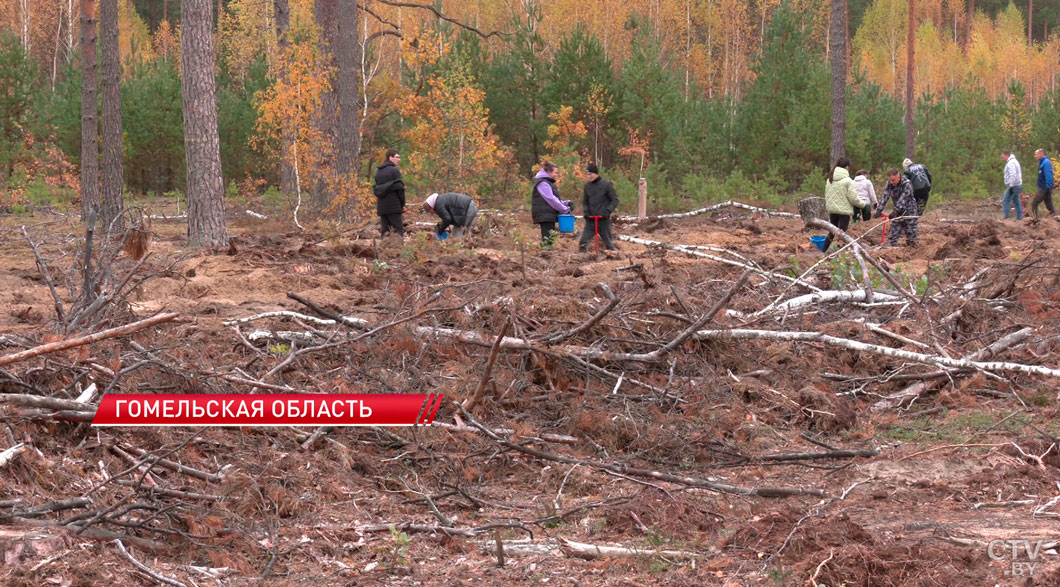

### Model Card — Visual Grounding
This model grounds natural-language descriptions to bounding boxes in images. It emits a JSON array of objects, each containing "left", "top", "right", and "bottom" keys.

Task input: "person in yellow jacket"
[{"left": 821, "top": 156, "right": 863, "bottom": 253}]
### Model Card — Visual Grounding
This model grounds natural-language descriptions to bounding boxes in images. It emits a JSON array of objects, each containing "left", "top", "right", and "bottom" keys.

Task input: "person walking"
[
  {"left": 1001, "top": 150, "right": 1023, "bottom": 220},
  {"left": 821, "top": 157, "right": 863, "bottom": 253},
  {"left": 578, "top": 163, "right": 619, "bottom": 253},
  {"left": 374, "top": 149, "right": 406, "bottom": 237},
  {"left": 531, "top": 161, "right": 572, "bottom": 249},
  {"left": 875, "top": 168, "right": 918, "bottom": 246},
  {"left": 1031, "top": 148, "right": 1055, "bottom": 219},
  {"left": 902, "top": 157, "right": 932, "bottom": 215},
  {"left": 423, "top": 192, "right": 478, "bottom": 238},
  {"left": 851, "top": 169, "right": 878, "bottom": 223}
]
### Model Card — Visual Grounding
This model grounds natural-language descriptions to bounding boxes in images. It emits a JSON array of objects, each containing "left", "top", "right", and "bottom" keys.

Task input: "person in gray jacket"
[
  {"left": 423, "top": 192, "right": 478, "bottom": 238},
  {"left": 578, "top": 163, "right": 619, "bottom": 252}
]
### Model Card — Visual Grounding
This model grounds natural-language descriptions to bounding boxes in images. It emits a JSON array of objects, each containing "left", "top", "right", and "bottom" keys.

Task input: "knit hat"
[
  {"left": 586, "top": 163, "right": 599, "bottom": 174},
  {"left": 902, "top": 158, "right": 913, "bottom": 170},
  {"left": 424, "top": 193, "right": 439, "bottom": 208}
]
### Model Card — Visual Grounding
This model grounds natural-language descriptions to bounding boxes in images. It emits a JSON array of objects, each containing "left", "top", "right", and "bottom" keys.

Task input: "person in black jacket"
[
  {"left": 423, "top": 192, "right": 478, "bottom": 238},
  {"left": 374, "top": 149, "right": 406, "bottom": 237},
  {"left": 530, "top": 161, "right": 572, "bottom": 248},
  {"left": 578, "top": 163, "right": 619, "bottom": 252}
]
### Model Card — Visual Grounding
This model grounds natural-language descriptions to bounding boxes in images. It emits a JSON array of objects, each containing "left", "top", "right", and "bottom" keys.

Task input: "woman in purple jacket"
[{"left": 530, "top": 161, "right": 572, "bottom": 248}]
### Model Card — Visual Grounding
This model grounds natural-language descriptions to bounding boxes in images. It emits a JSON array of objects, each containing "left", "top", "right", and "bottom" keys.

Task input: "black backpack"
[{"left": 908, "top": 166, "right": 931, "bottom": 191}]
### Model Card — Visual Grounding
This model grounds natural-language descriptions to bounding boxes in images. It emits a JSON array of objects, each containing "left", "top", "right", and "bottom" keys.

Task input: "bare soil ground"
[{"left": 1, "top": 198, "right": 1059, "bottom": 586}]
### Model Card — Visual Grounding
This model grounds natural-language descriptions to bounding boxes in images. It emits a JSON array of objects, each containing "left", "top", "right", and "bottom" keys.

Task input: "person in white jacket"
[
  {"left": 1002, "top": 151, "right": 1023, "bottom": 220},
  {"left": 851, "top": 169, "right": 878, "bottom": 223}
]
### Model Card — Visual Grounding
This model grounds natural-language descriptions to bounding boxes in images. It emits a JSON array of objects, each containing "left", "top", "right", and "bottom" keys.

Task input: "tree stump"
[{"left": 798, "top": 197, "right": 825, "bottom": 227}]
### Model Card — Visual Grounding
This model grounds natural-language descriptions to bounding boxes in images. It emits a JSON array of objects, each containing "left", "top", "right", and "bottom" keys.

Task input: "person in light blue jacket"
[{"left": 1032, "top": 149, "right": 1055, "bottom": 219}]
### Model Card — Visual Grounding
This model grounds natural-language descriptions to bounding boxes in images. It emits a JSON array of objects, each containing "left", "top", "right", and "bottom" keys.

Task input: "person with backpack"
[
  {"left": 1031, "top": 149, "right": 1055, "bottom": 219},
  {"left": 902, "top": 158, "right": 932, "bottom": 215},
  {"left": 374, "top": 149, "right": 406, "bottom": 237},
  {"left": 875, "top": 168, "right": 919, "bottom": 247}
]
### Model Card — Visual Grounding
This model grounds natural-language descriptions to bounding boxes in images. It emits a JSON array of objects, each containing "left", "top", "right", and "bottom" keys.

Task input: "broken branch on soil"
[
  {"left": 696, "top": 327, "right": 1060, "bottom": 379},
  {"left": 456, "top": 403, "right": 824, "bottom": 498},
  {"left": 0, "top": 312, "right": 180, "bottom": 368}
]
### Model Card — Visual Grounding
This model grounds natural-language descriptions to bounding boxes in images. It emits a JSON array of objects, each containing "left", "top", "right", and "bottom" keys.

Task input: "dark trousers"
[
  {"left": 822, "top": 213, "right": 850, "bottom": 252},
  {"left": 913, "top": 188, "right": 930, "bottom": 215},
  {"left": 851, "top": 204, "right": 871, "bottom": 223},
  {"left": 538, "top": 222, "right": 556, "bottom": 248},
  {"left": 380, "top": 213, "right": 404, "bottom": 237},
  {"left": 578, "top": 216, "right": 616, "bottom": 251},
  {"left": 1032, "top": 188, "right": 1055, "bottom": 218}
]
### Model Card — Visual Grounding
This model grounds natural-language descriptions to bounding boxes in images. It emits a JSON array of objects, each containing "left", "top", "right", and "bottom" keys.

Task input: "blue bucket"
[
  {"left": 557, "top": 214, "right": 576, "bottom": 233},
  {"left": 810, "top": 235, "right": 827, "bottom": 251},
  {"left": 436, "top": 230, "right": 448, "bottom": 240}
]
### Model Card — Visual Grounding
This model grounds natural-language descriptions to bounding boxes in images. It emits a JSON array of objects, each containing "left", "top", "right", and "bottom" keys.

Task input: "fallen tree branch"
[
  {"left": 616, "top": 200, "right": 798, "bottom": 222},
  {"left": 619, "top": 235, "right": 821, "bottom": 292},
  {"left": 0, "top": 313, "right": 180, "bottom": 368},
  {"left": 21, "top": 226, "right": 66, "bottom": 322},
  {"left": 495, "top": 538, "right": 709, "bottom": 560},
  {"left": 462, "top": 319, "right": 512, "bottom": 411},
  {"left": 871, "top": 327, "right": 1035, "bottom": 410},
  {"left": 114, "top": 539, "right": 188, "bottom": 587},
  {"left": 538, "top": 283, "right": 617, "bottom": 344},
  {"left": 806, "top": 218, "right": 921, "bottom": 307},
  {"left": 695, "top": 327, "right": 1060, "bottom": 379},
  {"left": 456, "top": 403, "right": 824, "bottom": 498},
  {"left": 222, "top": 310, "right": 365, "bottom": 329}
]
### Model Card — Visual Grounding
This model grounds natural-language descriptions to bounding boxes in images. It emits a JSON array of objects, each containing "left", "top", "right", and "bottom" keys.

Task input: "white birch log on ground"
[
  {"left": 618, "top": 235, "right": 821, "bottom": 292},
  {"left": 616, "top": 200, "right": 798, "bottom": 222},
  {"left": 0, "top": 443, "right": 26, "bottom": 468},
  {"left": 223, "top": 311, "right": 368, "bottom": 328},
  {"left": 494, "top": 538, "right": 708, "bottom": 560},
  {"left": 694, "top": 327, "right": 1060, "bottom": 378},
  {"left": 749, "top": 290, "right": 899, "bottom": 318},
  {"left": 870, "top": 327, "right": 1035, "bottom": 410}
]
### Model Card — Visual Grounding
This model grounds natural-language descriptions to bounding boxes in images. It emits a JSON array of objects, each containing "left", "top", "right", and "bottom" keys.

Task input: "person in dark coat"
[
  {"left": 902, "top": 157, "right": 932, "bottom": 216},
  {"left": 423, "top": 192, "right": 478, "bottom": 238},
  {"left": 875, "top": 167, "right": 918, "bottom": 246},
  {"left": 578, "top": 163, "right": 619, "bottom": 252},
  {"left": 530, "top": 161, "right": 572, "bottom": 248},
  {"left": 374, "top": 149, "right": 406, "bottom": 237}
]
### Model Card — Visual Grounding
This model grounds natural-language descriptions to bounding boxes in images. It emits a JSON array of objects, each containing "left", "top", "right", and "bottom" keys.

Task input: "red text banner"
[{"left": 91, "top": 393, "right": 444, "bottom": 427}]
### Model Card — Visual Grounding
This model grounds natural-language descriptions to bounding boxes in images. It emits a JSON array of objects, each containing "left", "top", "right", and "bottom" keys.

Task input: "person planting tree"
[{"left": 423, "top": 192, "right": 478, "bottom": 239}]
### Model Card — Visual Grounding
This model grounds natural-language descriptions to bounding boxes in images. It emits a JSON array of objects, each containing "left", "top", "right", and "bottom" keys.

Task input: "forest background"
[{"left": 1, "top": 0, "right": 1060, "bottom": 221}]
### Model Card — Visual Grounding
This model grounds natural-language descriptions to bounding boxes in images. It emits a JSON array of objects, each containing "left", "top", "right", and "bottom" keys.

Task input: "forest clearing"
[{"left": 1, "top": 198, "right": 1059, "bottom": 586}]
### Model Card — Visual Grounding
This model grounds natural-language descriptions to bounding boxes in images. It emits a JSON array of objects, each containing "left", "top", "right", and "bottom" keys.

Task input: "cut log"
[{"left": 798, "top": 197, "right": 826, "bottom": 225}]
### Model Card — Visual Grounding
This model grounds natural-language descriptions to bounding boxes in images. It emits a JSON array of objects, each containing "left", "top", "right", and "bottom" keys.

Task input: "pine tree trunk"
[
  {"left": 100, "top": 0, "right": 124, "bottom": 232},
  {"left": 80, "top": 0, "right": 100, "bottom": 221},
  {"left": 905, "top": 0, "right": 915, "bottom": 159},
  {"left": 335, "top": 0, "right": 361, "bottom": 180},
  {"left": 829, "top": 0, "right": 847, "bottom": 163},
  {"left": 181, "top": 0, "right": 228, "bottom": 248},
  {"left": 273, "top": 0, "right": 296, "bottom": 194},
  {"left": 313, "top": 0, "right": 339, "bottom": 207}
]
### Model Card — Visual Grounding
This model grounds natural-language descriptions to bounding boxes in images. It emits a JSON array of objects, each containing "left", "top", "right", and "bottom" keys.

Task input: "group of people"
[
  {"left": 821, "top": 156, "right": 931, "bottom": 252},
  {"left": 1000, "top": 149, "right": 1054, "bottom": 221},
  {"left": 373, "top": 150, "right": 620, "bottom": 252}
]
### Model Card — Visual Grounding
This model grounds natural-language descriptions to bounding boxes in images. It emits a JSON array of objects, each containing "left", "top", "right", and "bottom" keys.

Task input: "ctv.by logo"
[{"left": 987, "top": 539, "right": 1057, "bottom": 577}]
